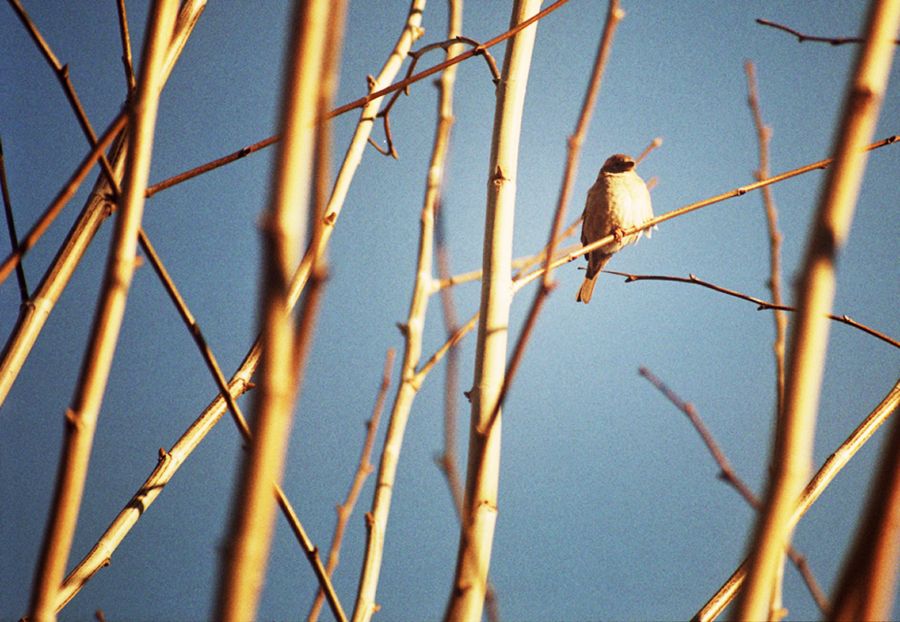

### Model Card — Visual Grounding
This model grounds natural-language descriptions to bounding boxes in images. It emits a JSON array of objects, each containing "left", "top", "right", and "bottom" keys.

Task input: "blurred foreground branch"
[
  {"left": 734, "top": 3, "right": 900, "bottom": 617},
  {"left": 639, "top": 367, "right": 829, "bottom": 614},
  {"left": 695, "top": 378, "right": 900, "bottom": 621}
]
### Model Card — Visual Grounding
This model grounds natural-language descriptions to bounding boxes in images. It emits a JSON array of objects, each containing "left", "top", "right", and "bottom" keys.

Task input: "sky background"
[{"left": 2, "top": 1, "right": 898, "bottom": 621}]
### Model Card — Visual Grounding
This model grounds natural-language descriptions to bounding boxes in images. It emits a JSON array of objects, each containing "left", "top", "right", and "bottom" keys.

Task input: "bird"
[{"left": 576, "top": 153, "right": 654, "bottom": 303}]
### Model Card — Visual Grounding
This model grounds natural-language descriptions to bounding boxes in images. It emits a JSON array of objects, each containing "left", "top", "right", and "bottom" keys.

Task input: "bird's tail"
[
  {"left": 576, "top": 254, "right": 612, "bottom": 304},
  {"left": 576, "top": 275, "right": 598, "bottom": 303}
]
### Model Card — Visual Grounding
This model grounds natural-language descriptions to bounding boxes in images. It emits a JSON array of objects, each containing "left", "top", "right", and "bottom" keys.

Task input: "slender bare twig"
[
  {"left": 0, "top": 111, "right": 127, "bottom": 288},
  {"left": 444, "top": 2, "right": 542, "bottom": 619},
  {"left": 7, "top": 0, "right": 125, "bottom": 196},
  {"left": 695, "top": 378, "right": 900, "bottom": 622},
  {"left": 115, "top": 0, "right": 136, "bottom": 92},
  {"left": 638, "top": 367, "right": 830, "bottom": 614},
  {"left": 56, "top": 3, "right": 425, "bottom": 613},
  {"left": 485, "top": 0, "right": 623, "bottom": 438},
  {"left": 214, "top": 1, "right": 332, "bottom": 619},
  {"left": 143, "top": 0, "right": 572, "bottom": 198},
  {"left": 308, "top": 349, "right": 395, "bottom": 622},
  {"left": 605, "top": 271, "right": 899, "bottom": 349},
  {"left": 745, "top": 60, "right": 787, "bottom": 417},
  {"left": 351, "top": 6, "right": 461, "bottom": 618},
  {"left": 433, "top": 135, "right": 898, "bottom": 298},
  {"left": 0, "top": 0, "right": 206, "bottom": 409},
  {"left": 635, "top": 136, "right": 663, "bottom": 165},
  {"left": 0, "top": 137, "right": 29, "bottom": 300},
  {"left": 734, "top": 4, "right": 900, "bottom": 617},
  {"left": 367, "top": 36, "right": 500, "bottom": 158},
  {"left": 132, "top": 230, "right": 346, "bottom": 621},
  {"left": 28, "top": 4, "right": 178, "bottom": 620},
  {"left": 435, "top": 204, "right": 466, "bottom": 515},
  {"left": 431, "top": 0, "right": 466, "bottom": 522},
  {"left": 756, "top": 17, "right": 900, "bottom": 46},
  {"left": 829, "top": 405, "right": 900, "bottom": 620}
]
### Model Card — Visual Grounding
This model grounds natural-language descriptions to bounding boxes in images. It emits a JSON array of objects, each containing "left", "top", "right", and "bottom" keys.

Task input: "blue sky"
[{"left": 2, "top": 2, "right": 898, "bottom": 620}]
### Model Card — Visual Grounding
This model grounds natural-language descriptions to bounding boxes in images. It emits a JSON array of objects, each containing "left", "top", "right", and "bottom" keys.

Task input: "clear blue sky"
[{"left": 2, "top": 2, "right": 898, "bottom": 620}]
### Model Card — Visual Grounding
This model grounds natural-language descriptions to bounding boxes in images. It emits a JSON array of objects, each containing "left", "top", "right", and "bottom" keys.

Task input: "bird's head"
[{"left": 600, "top": 153, "right": 636, "bottom": 173}]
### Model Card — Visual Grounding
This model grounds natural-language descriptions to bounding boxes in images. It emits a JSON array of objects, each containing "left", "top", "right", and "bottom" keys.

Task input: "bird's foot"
[{"left": 612, "top": 226, "right": 626, "bottom": 243}]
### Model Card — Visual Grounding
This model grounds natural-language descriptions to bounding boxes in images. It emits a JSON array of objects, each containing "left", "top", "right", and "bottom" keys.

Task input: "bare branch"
[
  {"left": 735, "top": 4, "right": 900, "bottom": 615},
  {"left": 369, "top": 35, "right": 500, "bottom": 159},
  {"left": 695, "top": 379, "right": 900, "bottom": 621},
  {"left": 143, "top": 0, "right": 573, "bottom": 197},
  {"left": 756, "top": 17, "right": 900, "bottom": 46},
  {"left": 0, "top": 137, "right": 29, "bottom": 300},
  {"left": 115, "top": 0, "right": 136, "bottom": 92},
  {"left": 308, "top": 349, "right": 395, "bottom": 622},
  {"left": 605, "top": 270, "right": 899, "bottom": 349},
  {"left": 639, "top": 367, "right": 830, "bottom": 614},
  {"left": 0, "top": 111, "right": 127, "bottom": 287},
  {"left": 745, "top": 60, "right": 787, "bottom": 416},
  {"left": 28, "top": 3, "right": 179, "bottom": 618},
  {"left": 485, "top": 0, "right": 624, "bottom": 438}
]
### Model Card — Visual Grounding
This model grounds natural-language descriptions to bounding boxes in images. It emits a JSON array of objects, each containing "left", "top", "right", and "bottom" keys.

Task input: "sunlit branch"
[
  {"left": 0, "top": 137, "right": 29, "bottom": 300},
  {"left": 214, "top": 0, "right": 334, "bottom": 618},
  {"left": 639, "top": 367, "right": 830, "bottom": 614},
  {"left": 28, "top": 4, "right": 178, "bottom": 619},
  {"left": 756, "top": 17, "right": 900, "bottom": 46},
  {"left": 694, "top": 378, "right": 900, "bottom": 621},
  {"left": 444, "top": 1, "right": 542, "bottom": 618},
  {"left": 484, "top": 0, "right": 623, "bottom": 439},
  {"left": 143, "top": 0, "right": 572, "bottom": 198},
  {"left": 308, "top": 349, "right": 395, "bottom": 622},
  {"left": 115, "top": 0, "right": 136, "bottom": 92},
  {"left": 368, "top": 35, "right": 500, "bottom": 159},
  {"left": 745, "top": 60, "right": 787, "bottom": 419},
  {"left": 604, "top": 270, "right": 898, "bottom": 349},
  {"left": 0, "top": 111, "right": 127, "bottom": 288},
  {"left": 0, "top": 0, "right": 206, "bottom": 410},
  {"left": 829, "top": 403, "right": 900, "bottom": 620},
  {"left": 735, "top": 3, "right": 900, "bottom": 615}
]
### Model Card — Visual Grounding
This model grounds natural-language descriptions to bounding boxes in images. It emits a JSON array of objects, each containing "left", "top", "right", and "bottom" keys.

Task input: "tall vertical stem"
[
  {"left": 733, "top": 1, "right": 900, "bottom": 619},
  {"left": 213, "top": 1, "right": 330, "bottom": 619},
  {"left": 444, "top": 2, "right": 541, "bottom": 620},
  {"left": 27, "top": 3, "right": 178, "bottom": 620}
]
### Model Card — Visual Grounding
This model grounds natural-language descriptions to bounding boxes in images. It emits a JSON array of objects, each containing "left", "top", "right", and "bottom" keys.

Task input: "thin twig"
[
  {"left": 143, "top": 0, "right": 572, "bottom": 198},
  {"left": 135, "top": 228, "right": 346, "bottom": 620},
  {"left": 7, "top": 0, "right": 123, "bottom": 197},
  {"left": 368, "top": 36, "right": 500, "bottom": 159},
  {"left": 604, "top": 270, "right": 899, "bottom": 349},
  {"left": 115, "top": 0, "right": 136, "bottom": 92},
  {"left": 694, "top": 378, "right": 900, "bottom": 622},
  {"left": 756, "top": 18, "right": 900, "bottom": 46},
  {"left": 638, "top": 367, "right": 830, "bottom": 614},
  {"left": 418, "top": 136, "right": 899, "bottom": 391},
  {"left": 350, "top": 2, "right": 458, "bottom": 616},
  {"left": 0, "top": 0, "right": 207, "bottom": 411},
  {"left": 485, "top": 0, "right": 623, "bottom": 437},
  {"left": 0, "top": 137, "right": 29, "bottom": 300},
  {"left": 0, "top": 111, "right": 128, "bottom": 287},
  {"left": 745, "top": 60, "right": 787, "bottom": 416},
  {"left": 735, "top": 4, "right": 900, "bottom": 617},
  {"left": 635, "top": 136, "right": 663, "bottom": 166},
  {"left": 444, "top": 1, "right": 542, "bottom": 618},
  {"left": 308, "top": 349, "right": 395, "bottom": 622},
  {"left": 507, "top": 135, "right": 900, "bottom": 292},
  {"left": 28, "top": 3, "right": 179, "bottom": 619}
]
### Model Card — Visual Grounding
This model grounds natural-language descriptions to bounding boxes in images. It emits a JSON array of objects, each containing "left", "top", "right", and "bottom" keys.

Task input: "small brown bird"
[{"left": 576, "top": 153, "right": 653, "bottom": 303}]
